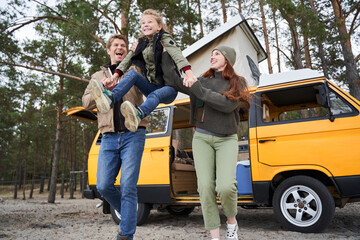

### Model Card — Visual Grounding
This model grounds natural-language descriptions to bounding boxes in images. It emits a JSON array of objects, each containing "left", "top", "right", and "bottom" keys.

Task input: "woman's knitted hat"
[{"left": 213, "top": 46, "right": 236, "bottom": 66}]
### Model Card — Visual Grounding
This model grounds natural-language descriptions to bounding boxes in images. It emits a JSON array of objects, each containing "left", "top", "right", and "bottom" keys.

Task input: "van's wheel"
[
  {"left": 272, "top": 176, "right": 335, "bottom": 233},
  {"left": 110, "top": 203, "right": 151, "bottom": 226},
  {"left": 166, "top": 206, "right": 195, "bottom": 216}
]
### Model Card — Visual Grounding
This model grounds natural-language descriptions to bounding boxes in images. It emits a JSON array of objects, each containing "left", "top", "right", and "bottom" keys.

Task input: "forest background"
[{"left": 0, "top": 0, "right": 359, "bottom": 203}]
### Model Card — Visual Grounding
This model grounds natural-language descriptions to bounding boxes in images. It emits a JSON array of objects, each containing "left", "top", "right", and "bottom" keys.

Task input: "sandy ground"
[{"left": 1, "top": 191, "right": 360, "bottom": 240}]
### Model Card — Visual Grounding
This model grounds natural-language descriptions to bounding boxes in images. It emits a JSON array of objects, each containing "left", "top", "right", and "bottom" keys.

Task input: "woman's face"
[
  {"left": 210, "top": 50, "right": 227, "bottom": 72},
  {"left": 141, "top": 15, "right": 162, "bottom": 39}
]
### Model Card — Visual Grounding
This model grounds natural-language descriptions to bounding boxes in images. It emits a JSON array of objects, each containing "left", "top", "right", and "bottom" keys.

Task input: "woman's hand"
[{"left": 183, "top": 69, "right": 197, "bottom": 88}]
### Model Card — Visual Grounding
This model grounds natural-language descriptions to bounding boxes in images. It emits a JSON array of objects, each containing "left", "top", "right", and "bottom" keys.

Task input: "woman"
[{"left": 162, "top": 46, "right": 250, "bottom": 240}]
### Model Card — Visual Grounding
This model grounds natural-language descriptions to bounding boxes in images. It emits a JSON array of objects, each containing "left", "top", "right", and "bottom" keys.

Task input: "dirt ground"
[{"left": 1, "top": 191, "right": 360, "bottom": 240}]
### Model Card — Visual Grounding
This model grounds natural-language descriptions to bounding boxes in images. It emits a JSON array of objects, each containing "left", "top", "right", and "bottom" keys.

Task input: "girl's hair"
[
  {"left": 139, "top": 9, "right": 168, "bottom": 38},
  {"left": 201, "top": 61, "right": 250, "bottom": 108}
]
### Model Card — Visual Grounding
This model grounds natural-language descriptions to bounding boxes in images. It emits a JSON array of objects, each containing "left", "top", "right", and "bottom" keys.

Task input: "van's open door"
[{"left": 63, "top": 107, "right": 97, "bottom": 123}]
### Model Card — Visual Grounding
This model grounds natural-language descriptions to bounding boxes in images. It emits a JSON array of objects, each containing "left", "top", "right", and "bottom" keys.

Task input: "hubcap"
[{"left": 280, "top": 185, "right": 322, "bottom": 227}]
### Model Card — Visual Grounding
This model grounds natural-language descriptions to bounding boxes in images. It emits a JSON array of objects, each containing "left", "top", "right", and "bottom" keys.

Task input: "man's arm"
[{"left": 82, "top": 82, "right": 96, "bottom": 110}]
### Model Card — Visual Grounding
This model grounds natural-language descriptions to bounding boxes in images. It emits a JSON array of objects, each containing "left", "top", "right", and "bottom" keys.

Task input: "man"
[{"left": 82, "top": 34, "right": 147, "bottom": 240}]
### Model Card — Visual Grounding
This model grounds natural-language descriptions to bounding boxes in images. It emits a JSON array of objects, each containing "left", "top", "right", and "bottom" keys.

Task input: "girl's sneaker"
[
  {"left": 121, "top": 101, "right": 141, "bottom": 132},
  {"left": 225, "top": 222, "right": 238, "bottom": 240},
  {"left": 89, "top": 79, "right": 112, "bottom": 113}
]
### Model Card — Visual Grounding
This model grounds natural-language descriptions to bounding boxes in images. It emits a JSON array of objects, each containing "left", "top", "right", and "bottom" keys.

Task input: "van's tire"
[
  {"left": 137, "top": 203, "right": 151, "bottom": 226},
  {"left": 272, "top": 175, "right": 335, "bottom": 233},
  {"left": 166, "top": 206, "right": 195, "bottom": 216},
  {"left": 110, "top": 206, "right": 121, "bottom": 225},
  {"left": 110, "top": 203, "right": 151, "bottom": 226}
]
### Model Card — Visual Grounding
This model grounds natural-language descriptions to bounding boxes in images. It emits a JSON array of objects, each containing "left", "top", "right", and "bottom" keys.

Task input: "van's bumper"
[
  {"left": 83, "top": 185, "right": 101, "bottom": 199},
  {"left": 83, "top": 189, "right": 95, "bottom": 199}
]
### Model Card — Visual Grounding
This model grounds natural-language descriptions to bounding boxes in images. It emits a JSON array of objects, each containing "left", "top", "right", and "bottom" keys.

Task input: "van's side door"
[
  {"left": 137, "top": 106, "right": 174, "bottom": 203},
  {"left": 255, "top": 81, "right": 360, "bottom": 197}
]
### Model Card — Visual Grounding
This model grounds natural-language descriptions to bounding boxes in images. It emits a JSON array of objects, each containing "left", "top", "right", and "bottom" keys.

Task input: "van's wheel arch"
[
  {"left": 166, "top": 206, "right": 195, "bottom": 216},
  {"left": 272, "top": 175, "right": 335, "bottom": 233},
  {"left": 110, "top": 202, "right": 151, "bottom": 226}
]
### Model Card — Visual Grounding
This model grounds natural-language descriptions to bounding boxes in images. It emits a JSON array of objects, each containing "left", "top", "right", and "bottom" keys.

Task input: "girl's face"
[
  {"left": 210, "top": 50, "right": 227, "bottom": 72},
  {"left": 141, "top": 15, "right": 162, "bottom": 38}
]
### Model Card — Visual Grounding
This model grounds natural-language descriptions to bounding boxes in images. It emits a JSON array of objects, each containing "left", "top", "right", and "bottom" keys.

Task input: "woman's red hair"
[{"left": 202, "top": 61, "right": 250, "bottom": 108}]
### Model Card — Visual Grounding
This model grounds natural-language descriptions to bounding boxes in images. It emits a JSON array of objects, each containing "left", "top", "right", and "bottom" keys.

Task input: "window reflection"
[{"left": 146, "top": 108, "right": 170, "bottom": 135}]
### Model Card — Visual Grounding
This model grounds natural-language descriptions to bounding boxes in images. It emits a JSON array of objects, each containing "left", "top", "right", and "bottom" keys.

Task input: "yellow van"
[{"left": 64, "top": 69, "right": 360, "bottom": 233}]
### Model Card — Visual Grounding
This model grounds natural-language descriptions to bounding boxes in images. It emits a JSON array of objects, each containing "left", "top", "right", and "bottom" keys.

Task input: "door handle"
[
  {"left": 259, "top": 139, "right": 276, "bottom": 143},
  {"left": 151, "top": 149, "right": 164, "bottom": 152}
]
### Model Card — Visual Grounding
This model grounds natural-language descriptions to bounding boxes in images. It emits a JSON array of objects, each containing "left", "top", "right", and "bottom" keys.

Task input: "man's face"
[{"left": 107, "top": 38, "right": 128, "bottom": 65}]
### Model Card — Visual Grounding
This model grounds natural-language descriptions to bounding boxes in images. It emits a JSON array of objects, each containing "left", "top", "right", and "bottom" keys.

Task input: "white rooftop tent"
[{"left": 176, "top": 13, "right": 267, "bottom": 99}]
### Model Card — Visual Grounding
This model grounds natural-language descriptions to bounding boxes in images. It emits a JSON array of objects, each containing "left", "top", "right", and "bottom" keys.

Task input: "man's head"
[{"left": 106, "top": 34, "right": 128, "bottom": 65}]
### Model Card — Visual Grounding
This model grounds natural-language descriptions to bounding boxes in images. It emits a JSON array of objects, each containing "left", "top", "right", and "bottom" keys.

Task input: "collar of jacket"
[{"left": 131, "top": 31, "right": 167, "bottom": 85}]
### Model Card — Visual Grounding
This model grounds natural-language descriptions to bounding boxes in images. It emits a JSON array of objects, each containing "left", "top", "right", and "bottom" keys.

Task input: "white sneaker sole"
[
  {"left": 89, "top": 79, "right": 111, "bottom": 113},
  {"left": 121, "top": 101, "right": 140, "bottom": 132}
]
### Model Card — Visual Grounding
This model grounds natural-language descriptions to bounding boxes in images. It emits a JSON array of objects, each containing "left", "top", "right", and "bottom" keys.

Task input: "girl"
[
  {"left": 162, "top": 46, "right": 250, "bottom": 240},
  {"left": 89, "top": 9, "right": 196, "bottom": 132}
]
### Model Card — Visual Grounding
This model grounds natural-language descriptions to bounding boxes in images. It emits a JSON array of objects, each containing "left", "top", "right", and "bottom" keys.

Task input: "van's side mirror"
[
  {"left": 318, "top": 85, "right": 329, "bottom": 108},
  {"left": 318, "top": 83, "right": 335, "bottom": 122}
]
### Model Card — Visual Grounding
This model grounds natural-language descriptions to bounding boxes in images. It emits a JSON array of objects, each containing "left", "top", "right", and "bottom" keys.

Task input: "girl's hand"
[
  {"left": 130, "top": 41, "right": 138, "bottom": 52},
  {"left": 102, "top": 77, "right": 116, "bottom": 90},
  {"left": 183, "top": 70, "right": 197, "bottom": 87}
]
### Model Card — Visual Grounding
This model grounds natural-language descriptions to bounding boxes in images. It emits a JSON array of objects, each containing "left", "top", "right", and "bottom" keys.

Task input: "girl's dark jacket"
[{"left": 116, "top": 31, "right": 189, "bottom": 86}]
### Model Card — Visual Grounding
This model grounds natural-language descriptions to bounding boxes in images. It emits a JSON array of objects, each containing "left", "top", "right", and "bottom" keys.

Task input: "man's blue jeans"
[
  {"left": 111, "top": 70, "right": 177, "bottom": 117},
  {"left": 96, "top": 128, "right": 146, "bottom": 239}
]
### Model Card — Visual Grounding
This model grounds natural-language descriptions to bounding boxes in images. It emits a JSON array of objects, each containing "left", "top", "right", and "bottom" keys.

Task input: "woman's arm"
[
  {"left": 161, "top": 52, "right": 193, "bottom": 95},
  {"left": 189, "top": 80, "right": 243, "bottom": 113}
]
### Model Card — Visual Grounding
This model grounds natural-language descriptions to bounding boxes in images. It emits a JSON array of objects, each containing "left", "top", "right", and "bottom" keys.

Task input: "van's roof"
[{"left": 258, "top": 69, "right": 325, "bottom": 88}]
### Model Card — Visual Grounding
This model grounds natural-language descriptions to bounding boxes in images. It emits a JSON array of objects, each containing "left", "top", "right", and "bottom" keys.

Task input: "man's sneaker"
[
  {"left": 225, "top": 222, "right": 238, "bottom": 240},
  {"left": 116, "top": 232, "right": 129, "bottom": 240},
  {"left": 89, "top": 79, "right": 112, "bottom": 113},
  {"left": 121, "top": 101, "right": 141, "bottom": 132}
]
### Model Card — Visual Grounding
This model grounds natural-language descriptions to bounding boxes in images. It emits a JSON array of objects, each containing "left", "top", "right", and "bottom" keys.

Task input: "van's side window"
[
  {"left": 261, "top": 84, "right": 355, "bottom": 124},
  {"left": 146, "top": 108, "right": 170, "bottom": 135},
  {"left": 329, "top": 91, "right": 353, "bottom": 115}
]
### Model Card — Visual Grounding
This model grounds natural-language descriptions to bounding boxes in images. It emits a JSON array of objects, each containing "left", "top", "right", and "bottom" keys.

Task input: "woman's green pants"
[{"left": 192, "top": 131, "right": 238, "bottom": 230}]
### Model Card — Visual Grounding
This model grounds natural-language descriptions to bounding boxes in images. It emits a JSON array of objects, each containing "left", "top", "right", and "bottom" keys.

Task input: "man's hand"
[
  {"left": 101, "top": 77, "right": 117, "bottom": 90},
  {"left": 183, "top": 69, "right": 197, "bottom": 88}
]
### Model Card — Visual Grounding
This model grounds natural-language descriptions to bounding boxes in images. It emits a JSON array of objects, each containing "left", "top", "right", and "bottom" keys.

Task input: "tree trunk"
[
  {"left": 289, "top": 27, "right": 303, "bottom": 69},
  {"left": 48, "top": 73, "right": 64, "bottom": 203},
  {"left": 74, "top": 120, "right": 77, "bottom": 192},
  {"left": 47, "top": 147, "right": 53, "bottom": 192},
  {"left": 220, "top": 0, "right": 227, "bottom": 23},
  {"left": 13, "top": 127, "right": 23, "bottom": 199},
  {"left": 29, "top": 145, "right": 38, "bottom": 199},
  {"left": 82, "top": 126, "right": 89, "bottom": 198},
  {"left": 331, "top": 0, "right": 360, "bottom": 99},
  {"left": 69, "top": 119, "right": 74, "bottom": 199},
  {"left": 238, "top": 0, "right": 242, "bottom": 13},
  {"left": 60, "top": 126, "right": 68, "bottom": 198},
  {"left": 309, "top": 0, "right": 329, "bottom": 78},
  {"left": 196, "top": 0, "right": 204, "bottom": 38},
  {"left": 272, "top": 7, "right": 281, "bottom": 72},
  {"left": 260, "top": 0, "right": 273, "bottom": 74},
  {"left": 22, "top": 156, "right": 27, "bottom": 200},
  {"left": 120, "top": 0, "right": 130, "bottom": 46},
  {"left": 301, "top": 0, "right": 312, "bottom": 68},
  {"left": 186, "top": 0, "right": 192, "bottom": 43},
  {"left": 39, "top": 148, "right": 48, "bottom": 194}
]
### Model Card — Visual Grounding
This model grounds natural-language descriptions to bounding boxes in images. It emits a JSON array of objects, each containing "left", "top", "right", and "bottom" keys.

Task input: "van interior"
[{"left": 170, "top": 103, "right": 250, "bottom": 197}]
